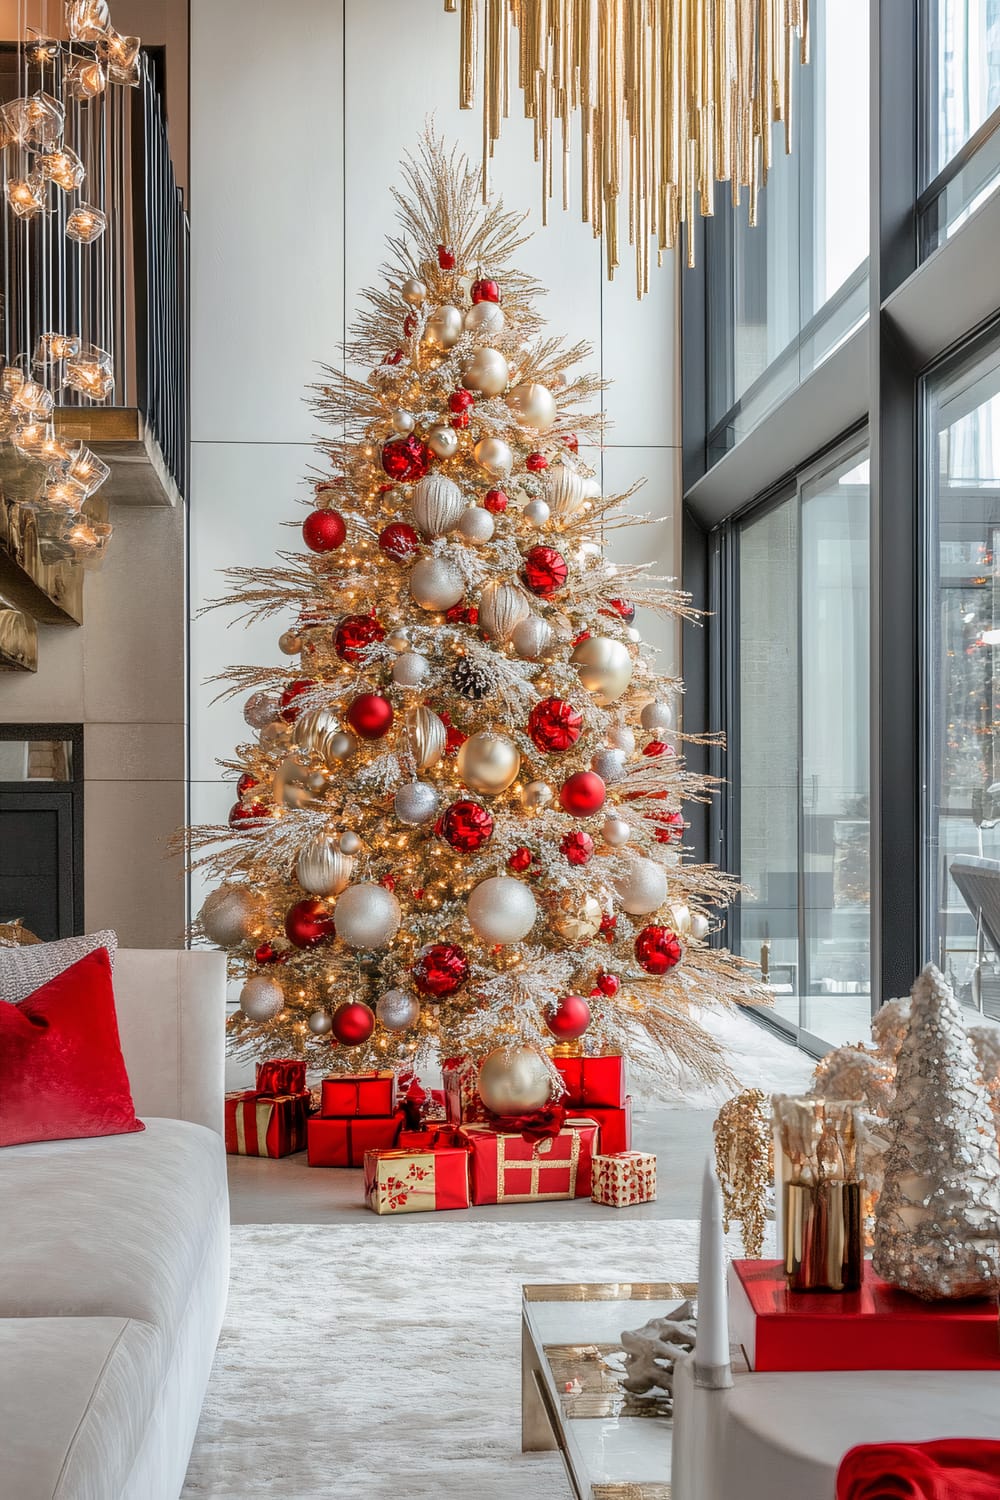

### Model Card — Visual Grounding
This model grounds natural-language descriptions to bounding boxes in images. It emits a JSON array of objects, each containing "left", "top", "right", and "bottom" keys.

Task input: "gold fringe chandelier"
[{"left": 444, "top": 0, "right": 809, "bottom": 295}]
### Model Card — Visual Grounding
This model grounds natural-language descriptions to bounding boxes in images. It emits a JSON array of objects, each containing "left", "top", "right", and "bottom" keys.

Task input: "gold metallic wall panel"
[{"left": 0, "top": 605, "right": 38, "bottom": 672}]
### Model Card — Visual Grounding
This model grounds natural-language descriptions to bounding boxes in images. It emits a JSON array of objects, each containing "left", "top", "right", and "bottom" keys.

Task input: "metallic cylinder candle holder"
[{"left": 783, "top": 1179, "right": 863, "bottom": 1292}]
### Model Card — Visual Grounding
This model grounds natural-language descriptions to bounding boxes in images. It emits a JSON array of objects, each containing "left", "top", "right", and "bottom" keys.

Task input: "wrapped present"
[
  {"left": 551, "top": 1048, "right": 626, "bottom": 1109},
  {"left": 460, "top": 1118, "right": 599, "bottom": 1204},
  {"left": 256, "top": 1058, "right": 307, "bottom": 1096},
  {"left": 320, "top": 1071, "right": 398, "bottom": 1118},
  {"left": 442, "top": 1056, "right": 487, "bottom": 1125},
  {"left": 591, "top": 1150, "right": 657, "bottom": 1207},
  {"left": 582, "top": 1097, "right": 633, "bottom": 1154},
  {"left": 307, "top": 1111, "right": 404, "bottom": 1167},
  {"left": 397, "top": 1125, "right": 463, "bottom": 1150},
  {"left": 225, "top": 1090, "right": 308, "bottom": 1158},
  {"left": 364, "top": 1145, "right": 471, "bottom": 1214}
]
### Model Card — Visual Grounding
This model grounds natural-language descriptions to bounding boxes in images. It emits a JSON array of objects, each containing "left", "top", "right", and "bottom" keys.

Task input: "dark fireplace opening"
[{"left": 0, "top": 724, "right": 83, "bottom": 940}]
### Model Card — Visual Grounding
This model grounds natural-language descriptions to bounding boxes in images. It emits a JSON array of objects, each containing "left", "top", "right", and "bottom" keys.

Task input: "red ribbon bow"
[{"left": 484, "top": 1104, "right": 567, "bottom": 1143}]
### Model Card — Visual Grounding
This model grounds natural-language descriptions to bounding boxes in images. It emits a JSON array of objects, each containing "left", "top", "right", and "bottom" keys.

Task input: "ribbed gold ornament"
[{"left": 445, "top": 0, "right": 809, "bottom": 293}]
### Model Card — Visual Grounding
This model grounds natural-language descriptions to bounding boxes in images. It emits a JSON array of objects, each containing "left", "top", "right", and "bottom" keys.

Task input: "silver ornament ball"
[
  {"left": 614, "top": 855, "right": 669, "bottom": 915},
  {"left": 334, "top": 882, "right": 402, "bottom": 949},
  {"left": 510, "top": 614, "right": 554, "bottom": 660},
  {"left": 466, "top": 876, "right": 538, "bottom": 944},
  {"left": 464, "top": 301, "right": 506, "bottom": 334},
  {"left": 339, "top": 831, "right": 362, "bottom": 856},
  {"left": 392, "top": 650, "right": 431, "bottom": 689},
  {"left": 478, "top": 579, "right": 531, "bottom": 640},
  {"left": 477, "top": 1046, "right": 553, "bottom": 1115},
  {"left": 390, "top": 408, "right": 416, "bottom": 435},
  {"left": 239, "top": 975, "right": 285, "bottom": 1022},
  {"left": 199, "top": 884, "right": 260, "bottom": 947},
  {"left": 243, "top": 689, "right": 278, "bottom": 730},
  {"left": 591, "top": 748, "right": 627, "bottom": 784},
  {"left": 520, "top": 779, "right": 554, "bottom": 809},
  {"left": 458, "top": 506, "right": 495, "bottom": 543},
  {"left": 427, "top": 423, "right": 460, "bottom": 459},
  {"left": 473, "top": 435, "right": 514, "bottom": 477},
  {"left": 296, "top": 837, "right": 354, "bottom": 897},
  {"left": 376, "top": 988, "right": 421, "bottom": 1032},
  {"left": 410, "top": 556, "right": 465, "bottom": 612},
  {"left": 308, "top": 1009, "right": 334, "bottom": 1035},
  {"left": 607, "top": 724, "right": 636, "bottom": 754},
  {"left": 641, "top": 699, "right": 675, "bottom": 732},
  {"left": 405, "top": 705, "right": 447, "bottom": 770},
  {"left": 411, "top": 473, "right": 464, "bottom": 536},
  {"left": 394, "top": 780, "right": 441, "bottom": 826}
]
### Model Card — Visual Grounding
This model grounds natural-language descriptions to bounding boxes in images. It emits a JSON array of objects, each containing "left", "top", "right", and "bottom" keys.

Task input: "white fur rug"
[{"left": 183, "top": 1219, "right": 736, "bottom": 1499}]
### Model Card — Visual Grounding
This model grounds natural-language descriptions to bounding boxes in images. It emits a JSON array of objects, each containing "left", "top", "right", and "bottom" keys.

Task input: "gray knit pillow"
[{"left": 0, "top": 930, "right": 119, "bottom": 1003}]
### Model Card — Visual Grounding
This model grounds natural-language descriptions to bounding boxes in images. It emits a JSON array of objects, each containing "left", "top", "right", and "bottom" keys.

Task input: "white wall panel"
[{"left": 603, "top": 446, "right": 682, "bottom": 679}]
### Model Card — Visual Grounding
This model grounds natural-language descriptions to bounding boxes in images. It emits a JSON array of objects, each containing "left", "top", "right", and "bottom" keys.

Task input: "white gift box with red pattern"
[{"left": 591, "top": 1149, "right": 657, "bottom": 1207}]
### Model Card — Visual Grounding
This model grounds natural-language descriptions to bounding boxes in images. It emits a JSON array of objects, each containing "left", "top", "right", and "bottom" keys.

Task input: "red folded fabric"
[{"left": 838, "top": 1441, "right": 1000, "bottom": 1500}]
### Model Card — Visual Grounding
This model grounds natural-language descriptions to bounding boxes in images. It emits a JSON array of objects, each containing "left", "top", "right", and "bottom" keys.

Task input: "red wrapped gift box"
[
  {"left": 442, "top": 1056, "right": 487, "bottom": 1125},
  {"left": 320, "top": 1071, "right": 398, "bottom": 1118},
  {"left": 460, "top": 1118, "right": 599, "bottom": 1204},
  {"left": 225, "top": 1091, "right": 308, "bottom": 1158},
  {"left": 256, "top": 1058, "right": 307, "bottom": 1096},
  {"left": 730, "top": 1259, "right": 1000, "bottom": 1371},
  {"left": 364, "top": 1145, "right": 471, "bottom": 1214},
  {"left": 583, "top": 1097, "right": 632, "bottom": 1154},
  {"left": 397, "top": 1125, "right": 463, "bottom": 1150},
  {"left": 307, "top": 1112, "right": 404, "bottom": 1167},
  {"left": 551, "top": 1051, "right": 626, "bottom": 1109}
]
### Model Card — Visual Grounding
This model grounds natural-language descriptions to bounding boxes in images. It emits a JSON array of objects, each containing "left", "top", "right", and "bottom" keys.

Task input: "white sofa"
[{"left": 0, "top": 949, "right": 229, "bottom": 1500}]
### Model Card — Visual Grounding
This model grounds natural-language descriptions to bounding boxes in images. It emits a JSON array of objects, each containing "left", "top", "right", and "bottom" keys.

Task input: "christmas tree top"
[{"left": 188, "top": 135, "right": 762, "bottom": 1098}]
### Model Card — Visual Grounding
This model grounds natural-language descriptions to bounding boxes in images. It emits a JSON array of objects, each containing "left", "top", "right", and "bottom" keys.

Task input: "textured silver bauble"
[
  {"left": 411, "top": 473, "right": 464, "bottom": 537},
  {"left": 571, "top": 635, "right": 634, "bottom": 706},
  {"left": 523, "top": 498, "right": 551, "bottom": 526},
  {"left": 259, "top": 721, "right": 293, "bottom": 752},
  {"left": 545, "top": 467, "right": 587, "bottom": 517},
  {"left": 505, "top": 381, "right": 557, "bottom": 431},
  {"left": 390, "top": 408, "right": 416, "bottom": 435},
  {"left": 422, "top": 303, "right": 463, "bottom": 349},
  {"left": 606, "top": 725, "right": 636, "bottom": 754},
  {"left": 293, "top": 706, "right": 340, "bottom": 753},
  {"left": 296, "top": 837, "right": 354, "bottom": 897},
  {"left": 392, "top": 650, "right": 431, "bottom": 689},
  {"left": 199, "top": 884, "right": 259, "bottom": 947},
  {"left": 614, "top": 855, "right": 669, "bottom": 915},
  {"left": 591, "top": 748, "right": 627, "bottom": 784},
  {"left": 394, "top": 780, "right": 441, "bottom": 826},
  {"left": 386, "top": 627, "right": 411, "bottom": 653},
  {"left": 472, "top": 435, "right": 513, "bottom": 477},
  {"left": 405, "top": 705, "right": 448, "bottom": 771},
  {"left": 690, "top": 913, "right": 711, "bottom": 941},
  {"left": 461, "top": 347, "right": 509, "bottom": 396},
  {"left": 458, "top": 506, "right": 495, "bottom": 543},
  {"left": 640, "top": 699, "right": 675, "bottom": 731},
  {"left": 277, "top": 629, "right": 302, "bottom": 655},
  {"left": 457, "top": 730, "right": 521, "bottom": 794},
  {"left": 478, "top": 579, "right": 531, "bottom": 640},
  {"left": 243, "top": 689, "right": 279, "bottom": 730},
  {"left": 601, "top": 815, "right": 632, "bottom": 847},
  {"left": 400, "top": 277, "right": 427, "bottom": 306},
  {"left": 464, "top": 301, "right": 506, "bottom": 334},
  {"left": 376, "top": 987, "right": 421, "bottom": 1032},
  {"left": 510, "top": 614, "right": 554, "bottom": 660},
  {"left": 520, "top": 779, "right": 554, "bottom": 809},
  {"left": 409, "top": 555, "right": 465, "bottom": 611},
  {"left": 308, "top": 1009, "right": 334, "bottom": 1036},
  {"left": 339, "top": 831, "right": 362, "bottom": 855},
  {"left": 477, "top": 1046, "right": 553, "bottom": 1115},
  {"left": 334, "top": 882, "right": 401, "bottom": 949},
  {"left": 427, "top": 423, "right": 460, "bottom": 459},
  {"left": 321, "top": 728, "right": 357, "bottom": 767},
  {"left": 239, "top": 975, "right": 285, "bottom": 1022},
  {"left": 466, "top": 876, "right": 537, "bottom": 944}
]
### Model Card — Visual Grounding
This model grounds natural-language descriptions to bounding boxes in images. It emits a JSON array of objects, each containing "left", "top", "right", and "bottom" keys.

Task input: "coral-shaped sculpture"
[
  {"left": 872, "top": 963, "right": 1000, "bottom": 1300},
  {"left": 811, "top": 1044, "right": 894, "bottom": 1116},
  {"left": 620, "top": 1300, "right": 697, "bottom": 1408},
  {"left": 970, "top": 1025, "right": 1000, "bottom": 1138},
  {"left": 871, "top": 996, "right": 911, "bottom": 1062}
]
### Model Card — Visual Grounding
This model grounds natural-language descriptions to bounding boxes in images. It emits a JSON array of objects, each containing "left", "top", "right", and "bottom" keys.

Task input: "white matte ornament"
[
  {"left": 427, "top": 424, "right": 459, "bottom": 459},
  {"left": 510, "top": 614, "right": 554, "bottom": 660},
  {"left": 473, "top": 436, "right": 513, "bottom": 477},
  {"left": 411, "top": 473, "right": 464, "bottom": 537},
  {"left": 339, "top": 831, "right": 362, "bottom": 855},
  {"left": 376, "top": 988, "right": 421, "bottom": 1032},
  {"left": 462, "top": 347, "right": 509, "bottom": 396},
  {"left": 457, "top": 730, "right": 521, "bottom": 794},
  {"left": 392, "top": 651, "right": 431, "bottom": 688},
  {"left": 390, "top": 408, "right": 416, "bottom": 434},
  {"left": 602, "top": 816, "right": 632, "bottom": 847},
  {"left": 405, "top": 705, "right": 448, "bottom": 770},
  {"left": 546, "top": 467, "right": 587, "bottom": 517},
  {"left": 641, "top": 700, "right": 674, "bottom": 732},
  {"left": 614, "top": 856, "right": 669, "bottom": 915},
  {"left": 423, "top": 303, "right": 463, "bottom": 349},
  {"left": 478, "top": 579, "right": 531, "bottom": 640},
  {"left": 410, "top": 556, "right": 464, "bottom": 611},
  {"left": 199, "top": 884, "right": 259, "bottom": 947},
  {"left": 571, "top": 635, "right": 634, "bottom": 705},
  {"left": 477, "top": 1046, "right": 553, "bottom": 1115},
  {"left": 239, "top": 975, "right": 284, "bottom": 1022},
  {"left": 505, "top": 381, "right": 557, "bottom": 431},
  {"left": 592, "top": 748, "right": 627, "bottom": 784},
  {"left": 394, "top": 780, "right": 440, "bottom": 825},
  {"left": 466, "top": 876, "right": 538, "bottom": 943},
  {"left": 458, "top": 506, "right": 495, "bottom": 543},
  {"left": 464, "top": 301, "right": 506, "bottom": 334},
  {"left": 400, "top": 277, "right": 427, "bottom": 306},
  {"left": 334, "top": 882, "right": 401, "bottom": 949},
  {"left": 523, "top": 499, "right": 551, "bottom": 526},
  {"left": 691, "top": 913, "right": 711, "bottom": 940},
  {"left": 296, "top": 837, "right": 354, "bottom": 897}
]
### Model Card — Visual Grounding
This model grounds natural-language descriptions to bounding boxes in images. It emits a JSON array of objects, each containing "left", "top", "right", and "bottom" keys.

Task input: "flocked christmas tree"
[{"left": 188, "top": 136, "right": 763, "bottom": 1108}]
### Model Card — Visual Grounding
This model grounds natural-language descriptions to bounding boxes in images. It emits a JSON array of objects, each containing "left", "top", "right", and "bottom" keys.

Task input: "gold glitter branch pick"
[{"left": 446, "top": 0, "right": 810, "bottom": 295}]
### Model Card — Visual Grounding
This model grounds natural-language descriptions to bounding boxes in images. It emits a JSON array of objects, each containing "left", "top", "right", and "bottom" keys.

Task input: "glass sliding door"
[{"left": 735, "top": 443, "right": 871, "bottom": 1049}]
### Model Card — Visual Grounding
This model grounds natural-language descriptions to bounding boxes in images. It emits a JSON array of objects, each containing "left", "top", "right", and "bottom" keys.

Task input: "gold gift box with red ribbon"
[
  {"left": 224, "top": 1090, "right": 308, "bottom": 1158},
  {"left": 364, "top": 1145, "right": 471, "bottom": 1214},
  {"left": 460, "top": 1118, "right": 599, "bottom": 1204}
]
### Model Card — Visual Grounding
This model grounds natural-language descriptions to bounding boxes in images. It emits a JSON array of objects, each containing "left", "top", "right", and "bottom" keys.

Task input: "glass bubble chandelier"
[{"left": 445, "top": 0, "right": 810, "bottom": 296}]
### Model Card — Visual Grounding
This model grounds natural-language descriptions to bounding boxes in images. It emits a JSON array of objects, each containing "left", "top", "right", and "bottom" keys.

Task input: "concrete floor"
[{"left": 228, "top": 1105, "right": 720, "bottom": 1224}]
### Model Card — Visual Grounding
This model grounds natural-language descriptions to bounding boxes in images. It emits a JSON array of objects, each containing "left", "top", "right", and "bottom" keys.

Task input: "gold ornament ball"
[
  {"left": 510, "top": 614, "right": 554, "bottom": 660},
  {"left": 293, "top": 706, "right": 340, "bottom": 753},
  {"left": 462, "top": 347, "right": 509, "bottom": 397},
  {"left": 405, "top": 704, "right": 448, "bottom": 771},
  {"left": 296, "top": 836, "right": 354, "bottom": 897},
  {"left": 423, "top": 303, "right": 464, "bottom": 349},
  {"left": 457, "top": 730, "right": 521, "bottom": 795},
  {"left": 506, "top": 381, "right": 557, "bottom": 431},
  {"left": 473, "top": 436, "right": 514, "bottom": 477},
  {"left": 551, "top": 891, "right": 603, "bottom": 941},
  {"left": 386, "top": 627, "right": 411, "bottom": 653},
  {"left": 410, "top": 556, "right": 465, "bottom": 611},
  {"left": 339, "top": 830, "right": 362, "bottom": 856},
  {"left": 546, "top": 467, "right": 587, "bottom": 517},
  {"left": 260, "top": 720, "right": 293, "bottom": 752},
  {"left": 391, "top": 650, "right": 431, "bottom": 689},
  {"left": 277, "top": 629, "right": 301, "bottom": 655},
  {"left": 465, "top": 301, "right": 506, "bottom": 335},
  {"left": 390, "top": 408, "right": 416, "bottom": 435},
  {"left": 308, "top": 1009, "right": 333, "bottom": 1036},
  {"left": 477, "top": 1045, "right": 553, "bottom": 1115},
  {"left": 571, "top": 635, "right": 634, "bottom": 706},
  {"left": 520, "top": 779, "right": 554, "bottom": 809},
  {"left": 427, "top": 423, "right": 460, "bottom": 459},
  {"left": 411, "top": 472, "right": 464, "bottom": 536},
  {"left": 306, "top": 769, "right": 328, "bottom": 794},
  {"left": 321, "top": 728, "right": 357, "bottom": 767},
  {"left": 400, "top": 277, "right": 427, "bottom": 306}
]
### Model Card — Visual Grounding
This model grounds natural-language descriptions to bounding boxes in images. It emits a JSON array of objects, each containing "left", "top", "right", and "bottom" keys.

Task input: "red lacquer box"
[
  {"left": 225, "top": 1090, "right": 308, "bottom": 1158},
  {"left": 551, "top": 1051, "right": 627, "bottom": 1109},
  {"left": 460, "top": 1118, "right": 599, "bottom": 1204},
  {"left": 255, "top": 1058, "right": 307, "bottom": 1096},
  {"left": 582, "top": 1097, "right": 632, "bottom": 1154},
  {"left": 307, "top": 1111, "right": 404, "bottom": 1167},
  {"left": 730, "top": 1259, "right": 1000, "bottom": 1371},
  {"left": 364, "top": 1145, "right": 471, "bottom": 1214},
  {"left": 320, "top": 1071, "right": 398, "bottom": 1118}
]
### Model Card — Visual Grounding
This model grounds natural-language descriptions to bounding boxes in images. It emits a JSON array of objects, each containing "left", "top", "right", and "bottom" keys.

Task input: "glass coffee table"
[{"left": 521, "top": 1281, "right": 697, "bottom": 1500}]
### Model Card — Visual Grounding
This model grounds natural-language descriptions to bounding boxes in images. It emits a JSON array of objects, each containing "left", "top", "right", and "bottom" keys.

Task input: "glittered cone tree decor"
[
  {"left": 872, "top": 963, "right": 1000, "bottom": 1300},
  {"left": 186, "top": 134, "right": 763, "bottom": 1098}
]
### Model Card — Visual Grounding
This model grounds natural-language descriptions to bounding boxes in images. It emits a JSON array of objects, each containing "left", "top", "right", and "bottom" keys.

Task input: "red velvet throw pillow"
[{"left": 0, "top": 947, "right": 144, "bottom": 1146}]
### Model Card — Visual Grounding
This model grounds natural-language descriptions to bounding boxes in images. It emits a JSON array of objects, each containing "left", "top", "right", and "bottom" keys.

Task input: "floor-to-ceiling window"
[{"left": 921, "top": 0, "right": 1000, "bottom": 252}]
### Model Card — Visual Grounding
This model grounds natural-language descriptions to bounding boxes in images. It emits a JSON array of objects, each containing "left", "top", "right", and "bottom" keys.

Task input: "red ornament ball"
[
  {"left": 334, "top": 613, "right": 386, "bottom": 662},
  {"left": 381, "top": 434, "right": 431, "bottom": 481},
  {"left": 378, "top": 521, "right": 420, "bottom": 560},
  {"left": 236, "top": 772, "right": 259, "bottom": 798},
  {"left": 560, "top": 831, "right": 595, "bottom": 866},
  {"left": 279, "top": 679, "right": 315, "bottom": 722},
  {"left": 471, "top": 277, "right": 500, "bottom": 303},
  {"left": 412, "top": 943, "right": 469, "bottom": 996},
  {"left": 254, "top": 942, "right": 279, "bottom": 965},
  {"left": 635, "top": 925, "right": 683, "bottom": 975},
  {"left": 527, "top": 696, "right": 583, "bottom": 753},
  {"left": 507, "top": 846, "right": 533, "bottom": 873},
  {"left": 449, "top": 389, "right": 475, "bottom": 413},
  {"left": 437, "top": 243, "right": 456, "bottom": 270},
  {"left": 522, "top": 545, "right": 568, "bottom": 598},
  {"left": 441, "top": 799, "right": 494, "bottom": 853},
  {"left": 546, "top": 994, "right": 592, "bottom": 1040},
  {"left": 526, "top": 452, "right": 549, "bottom": 472},
  {"left": 381, "top": 874, "right": 396, "bottom": 892},
  {"left": 559, "top": 771, "right": 606, "bottom": 817},
  {"left": 600, "top": 914, "right": 617, "bottom": 941},
  {"left": 346, "top": 693, "right": 394, "bottom": 740},
  {"left": 228, "top": 801, "right": 269, "bottom": 828},
  {"left": 451, "top": 411, "right": 470, "bottom": 430},
  {"left": 302, "top": 508, "right": 346, "bottom": 553},
  {"left": 331, "top": 1000, "right": 376, "bottom": 1046},
  {"left": 643, "top": 740, "right": 670, "bottom": 758},
  {"left": 285, "top": 898, "right": 335, "bottom": 949},
  {"left": 609, "top": 597, "right": 636, "bottom": 624},
  {"left": 649, "top": 809, "right": 685, "bottom": 845},
  {"left": 484, "top": 489, "right": 509, "bottom": 514},
  {"left": 595, "top": 971, "right": 620, "bottom": 997}
]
